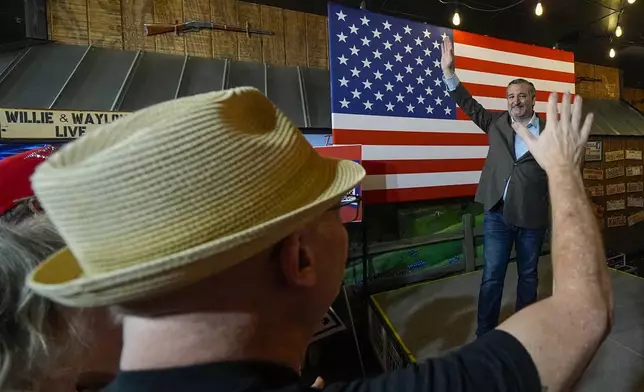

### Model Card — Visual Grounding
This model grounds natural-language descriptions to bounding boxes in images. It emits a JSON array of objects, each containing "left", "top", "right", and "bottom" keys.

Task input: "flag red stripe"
[
  {"left": 315, "top": 145, "right": 361, "bottom": 160},
  {"left": 363, "top": 184, "right": 478, "bottom": 204},
  {"left": 462, "top": 82, "right": 575, "bottom": 102},
  {"left": 453, "top": 30, "right": 574, "bottom": 63},
  {"left": 455, "top": 56, "right": 575, "bottom": 84},
  {"left": 333, "top": 129, "right": 489, "bottom": 146},
  {"left": 362, "top": 158, "right": 486, "bottom": 175}
]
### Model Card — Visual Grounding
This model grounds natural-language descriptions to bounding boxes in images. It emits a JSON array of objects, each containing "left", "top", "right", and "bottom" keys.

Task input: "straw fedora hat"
[{"left": 26, "top": 87, "right": 365, "bottom": 307}]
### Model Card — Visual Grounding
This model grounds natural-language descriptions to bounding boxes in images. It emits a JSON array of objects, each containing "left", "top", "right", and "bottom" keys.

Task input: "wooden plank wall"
[
  {"left": 45, "top": 0, "right": 329, "bottom": 68},
  {"left": 583, "top": 136, "right": 644, "bottom": 253},
  {"left": 575, "top": 61, "right": 621, "bottom": 100},
  {"left": 624, "top": 87, "right": 644, "bottom": 112},
  {"left": 44, "top": 0, "right": 639, "bottom": 103}
]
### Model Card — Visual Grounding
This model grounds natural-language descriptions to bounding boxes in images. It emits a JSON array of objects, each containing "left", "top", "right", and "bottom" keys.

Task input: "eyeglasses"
[{"left": 334, "top": 191, "right": 362, "bottom": 223}]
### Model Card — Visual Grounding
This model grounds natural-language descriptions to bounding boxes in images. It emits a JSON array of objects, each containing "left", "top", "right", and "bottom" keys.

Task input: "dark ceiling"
[{"left": 257, "top": 0, "right": 644, "bottom": 88}]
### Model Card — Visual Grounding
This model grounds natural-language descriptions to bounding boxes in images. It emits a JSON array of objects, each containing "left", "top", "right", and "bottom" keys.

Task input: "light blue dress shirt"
[{"left": 443, "top": 74, "right": 540, "bottom": 200}]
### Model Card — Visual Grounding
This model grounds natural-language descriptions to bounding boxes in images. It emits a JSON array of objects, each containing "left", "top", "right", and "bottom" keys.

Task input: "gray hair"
[
  {"left": 0, "top": 214, "right": 86, "bottom": 389},
  {"left": 507, "top": 78, "right": 537, "bottom": 100}
]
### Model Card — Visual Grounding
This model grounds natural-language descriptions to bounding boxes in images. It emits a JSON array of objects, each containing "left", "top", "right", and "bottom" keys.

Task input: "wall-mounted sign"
[
  {"left": 583, "top": 168, "right": 603, "bottom": 180},
  {"left": 585, "top": 185, "right": 604, "bottom": 197},
  {"left": 584, "top": 141, "right": 602, "bottom": 162},
  {"left": 607, "top": 215, "right": 627, "bottom": 228},
  {"left": 606, "top": 183, "right": 626, "bottom": 195},
  {"left": 605, "top": 150, "right": 625, "bottom": 162},
  {"left": 626, "top": 165, "right": 643, "bottom": 177},
  {"left": 0, "top": 108, "right": 129, "bottom": 140},
  {"left": 626, "top": 150, "right": 643, "bottom": 160},
  {"left": 627, "top": 196, "right": 644, "bottom": 208},
  {"left": 605, "top": 166, "right": 625, "bottom": 179},
  {"left": 628, "top": 211, "right": 644, "bottom": 227},
  {"left": 606, "top": 199, "right": 626, "bottom": 211},
  {"left": 627, "top": 182, "right": 644, "bottom": 193}
]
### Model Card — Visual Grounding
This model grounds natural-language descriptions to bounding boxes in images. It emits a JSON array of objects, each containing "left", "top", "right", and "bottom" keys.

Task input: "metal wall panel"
[
  {"left": 0, "top": 50, "right": 22, "bottom": 77},
  {"left": 226, "top": 60, "right": 265, "bottom": 92},
  {"left": 0, "top": 43, "right": 333, "bottom": 130},
  {"left": 586, "top": 99, "right": 644, "bottom": 136},
  {"left": 266, "top": 64, "right": 305, "bottom": 128},
  {"left": 117, "top": 51, "right": 185, "bottom": 111},
  {"left": 51, "top": 47, "right": 137, "bottom": 111},
  {"left": 300, "top": 67, "right": 332, "bottom": 129},
  {"left": 0, "top": 43, "right": 87, "bottom": 108},
  {"left": 621, "top": 106, "right": 644, "bottom": 136},
  {"left": 177, "top": 57, "right": 227, "bottom": 98}
]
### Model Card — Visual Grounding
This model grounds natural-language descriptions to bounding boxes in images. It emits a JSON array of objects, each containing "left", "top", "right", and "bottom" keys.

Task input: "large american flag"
[{"left": 328, "top": 3, "right": 575, "bottom": 204}]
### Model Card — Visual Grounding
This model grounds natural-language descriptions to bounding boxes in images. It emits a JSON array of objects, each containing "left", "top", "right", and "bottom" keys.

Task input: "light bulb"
[
  {"left": 615, "top": 25, "right": 622, "bottom": 37},
  {"left": 535, "top": 2, "right": 543, "bottom": 16},
  {"left": 609, "top": 48, "right": 616, "bottom": 58},
  {"left": 452, "top": 11, "right": 461, "bottom": 26},
  {"left": 628, "top": 0, "right": 635, "bottom": 4}
]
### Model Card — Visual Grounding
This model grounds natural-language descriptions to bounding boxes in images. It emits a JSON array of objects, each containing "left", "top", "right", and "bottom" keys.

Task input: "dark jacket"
[{"left": 450, "top": 83, "right": 549, "bottom": 229}]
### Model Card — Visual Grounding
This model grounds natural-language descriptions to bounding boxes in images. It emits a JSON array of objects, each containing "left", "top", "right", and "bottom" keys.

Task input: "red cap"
[{"left": 0, "top": 146, "right": 56, "bottom": 216}]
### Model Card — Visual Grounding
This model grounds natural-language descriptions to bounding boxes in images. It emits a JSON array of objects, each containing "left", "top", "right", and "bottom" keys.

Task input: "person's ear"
[{"left": 277, "top": 232, "right": 317, "bottom": 288}]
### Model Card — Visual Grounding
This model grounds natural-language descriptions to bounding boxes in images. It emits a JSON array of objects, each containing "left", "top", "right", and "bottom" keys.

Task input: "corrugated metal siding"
[
  {"left": 0, "top": 44, "right": 88, "bottom": 109},
  {"left": 51, "top": 46, "right": 138, "bottom": 111},
  {"left": 0, "top": 43, "right": 332, "bottom": 129},
  {"left": 585, "top": 99, "right": 644, "bottom": 136}
]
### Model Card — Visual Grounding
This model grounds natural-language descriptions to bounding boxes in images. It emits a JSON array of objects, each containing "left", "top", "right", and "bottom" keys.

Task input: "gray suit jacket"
[{"left": 450, "top": 83, "right": 550, "bottom": 229}]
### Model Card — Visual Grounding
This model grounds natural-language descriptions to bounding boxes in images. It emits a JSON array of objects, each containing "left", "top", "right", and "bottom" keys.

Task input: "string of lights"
[
  {"left": 609, "top": 0, "right": 637, "bottom": 58},
  {"left": 437, "top": 0, "right": 525, "bottom": 12},
  {"left": 440, "top": 0, "right": 637, "bottom": 59}
]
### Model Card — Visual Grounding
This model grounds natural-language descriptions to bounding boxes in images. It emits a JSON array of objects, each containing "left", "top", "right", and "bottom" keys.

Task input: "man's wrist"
[
  {"left": 546, "top": 165, "right": 582, "bottom": 183},
  {"left": 443, "top": 69, "right": 455, "bottom": 78}
]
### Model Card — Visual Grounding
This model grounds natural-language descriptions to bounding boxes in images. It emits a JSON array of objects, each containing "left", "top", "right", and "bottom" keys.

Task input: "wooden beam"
[
  {"left": 184, "top": 0, "right": 212, "bottom": 57},
  {"left": 122, "top": 0, "right": 155, "bottom": 51}
]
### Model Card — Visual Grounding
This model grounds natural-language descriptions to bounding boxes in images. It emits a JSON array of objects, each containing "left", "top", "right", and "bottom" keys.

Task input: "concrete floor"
[{"left": 372, "top": 257, "right": 644, "bottom": 392}]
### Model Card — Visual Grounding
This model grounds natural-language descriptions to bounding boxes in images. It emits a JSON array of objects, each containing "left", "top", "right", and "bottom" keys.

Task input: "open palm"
[
  {"left": 512, "top": 92, "right": 594, "bottom": 171},
  {"left": 440, "top": 36, "right": 455, "bottom": 77}
]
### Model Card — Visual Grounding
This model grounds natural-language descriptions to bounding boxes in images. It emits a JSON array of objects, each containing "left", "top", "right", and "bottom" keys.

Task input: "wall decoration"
[
  {"left": 605, "top": 150, "right": 625, "bottom": 162},
  {"left": 626, "top": 165, "right": 643, "bottom": 176},
  {"left": 584, "top": 141, "right": 603, "bottom": 161},
  {"left": 608, "top": 215, "right": 627, "bottom": 228},
  {"left": 606, "top": 199, "right": 626, "bottom": 211},
  {"left": 585, "top": 185, "right": 604, "bottom": 197},
  {"left": 605, "top": 166, "right": 625, "bottom": 179},
  {"left": 606, "top": 183, "right": 626, "bottom": 195},
  {"left": 627, "top": 196, "right": 644, "bottom": 208},
  {"left": 628, "top": 211, "right": 644, "bottom": 227},
  {"left": 583, "top": 168, "right": 603, "bottom": 180},
  {"left": 591, "top": 202, "right": 605, "bottom": 218},
  {"left": 627, "top": 182, "right": 644, "bottom": 193},
  {"left": 626, "top": 150, "right": 643, "bottom": 160},
  {"left": 0, "top": 108, "right": 128, "bottom": 140}
]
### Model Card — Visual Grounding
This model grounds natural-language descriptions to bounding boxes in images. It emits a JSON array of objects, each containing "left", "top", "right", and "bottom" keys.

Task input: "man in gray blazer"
[{"left": 441, "top": 36, "right": 549, "bottom": 337}]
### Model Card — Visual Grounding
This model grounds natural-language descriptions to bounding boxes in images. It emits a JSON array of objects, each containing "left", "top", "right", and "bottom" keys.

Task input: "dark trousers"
[{"left": 476, "top": 206, "right": 546, "bottom": 337}]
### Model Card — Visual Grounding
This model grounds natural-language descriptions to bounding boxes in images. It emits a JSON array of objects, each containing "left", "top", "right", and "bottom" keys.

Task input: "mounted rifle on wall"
[{"left": 144, "top": 20, "right": 275, "bottom": 37}]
